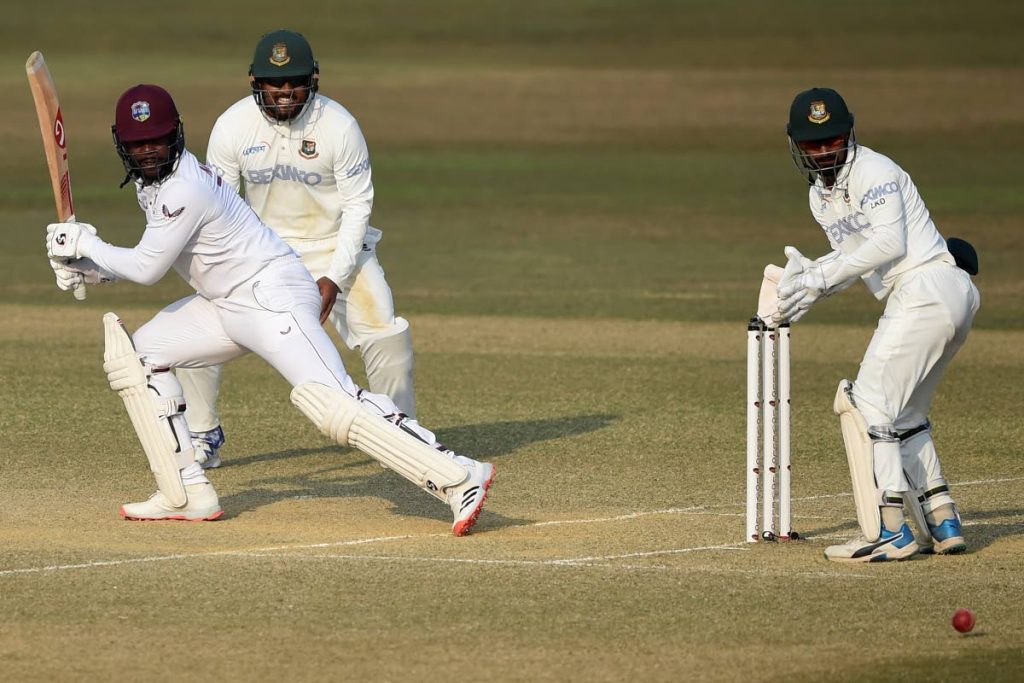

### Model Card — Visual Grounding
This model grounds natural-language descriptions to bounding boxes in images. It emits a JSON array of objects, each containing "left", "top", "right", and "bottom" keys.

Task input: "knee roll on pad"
[
  {"left": 103, "top": 312, "right": 188, "bottom": 508},
  {"left": 291, "top": 382, "right": 466, "bottom": 501},
  {"left": 834, "top": 380, "right": 882, "bottom": 541}
]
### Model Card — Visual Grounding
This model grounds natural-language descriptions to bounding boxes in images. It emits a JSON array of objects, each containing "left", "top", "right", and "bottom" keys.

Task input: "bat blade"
[{"left": 26, "top": 50, "right": 85, "bottom": 300}]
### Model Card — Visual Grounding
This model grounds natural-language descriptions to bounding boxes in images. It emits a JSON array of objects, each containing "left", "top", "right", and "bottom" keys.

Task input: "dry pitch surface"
[
  {"left": 2, "top": 2, "right": 1023, "bottom": 680},
  {"left": 2, "top": 305, "right": 1022, "bottom": 682}
]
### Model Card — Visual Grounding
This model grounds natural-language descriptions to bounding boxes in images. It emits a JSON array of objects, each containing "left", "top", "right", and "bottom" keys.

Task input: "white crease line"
[
  {"left": 953, "top": 476, "right": 1024, "bottom": 487},
  {"left": 0, "top": 535, "right": 415, "bottom": 577},
  {"left": 231, "top": 550, "right": 872, "bottom": 580},
  {"left": 551, "top": 544, "right": 748, "bottom": 565},
  {"left": 530, "top": 507, "right": 705, "bottom": 527},
  {"left": 3, "top": 475, "right": 1021, "bottom": 577},
  {"left": 235, "top": 542, "right": 747, "bottom": 567}
]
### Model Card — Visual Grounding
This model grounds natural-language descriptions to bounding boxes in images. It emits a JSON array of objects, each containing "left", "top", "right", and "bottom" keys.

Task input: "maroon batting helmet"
[
  {"left": 112, "top": 84, "right": 185, "bottom": 186},
  {"left": 114, "top": 85, "right": 181, "bottom": 141}
]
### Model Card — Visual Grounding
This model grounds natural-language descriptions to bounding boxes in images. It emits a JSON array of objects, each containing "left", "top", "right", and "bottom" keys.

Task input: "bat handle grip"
[{"left": 63, "top": 214, "right": 86, "bottom": 301}]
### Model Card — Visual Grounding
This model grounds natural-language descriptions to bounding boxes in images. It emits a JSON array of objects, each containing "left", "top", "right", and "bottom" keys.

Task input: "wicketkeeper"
[
  {"left": 773, "top": 87, "right": 979, "bottom": 563},
  {"left": 44, "top": 84, "right": 493, "bottom": 535}
]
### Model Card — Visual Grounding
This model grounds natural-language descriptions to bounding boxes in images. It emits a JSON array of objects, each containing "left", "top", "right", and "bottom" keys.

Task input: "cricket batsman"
[
  {"left": 773, "top": 87, "right": 980, "bottom": 562},
  {"left": 177, "top": 30, "right": 416, "bottom": 468},
  {"left": 45, "top": 84, "right": 493, "bottom": 535}
]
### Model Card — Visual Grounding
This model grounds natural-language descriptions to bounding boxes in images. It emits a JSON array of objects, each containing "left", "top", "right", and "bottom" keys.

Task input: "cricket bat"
[{"left": 26, "top": 50, "right": 86, "bottom": 300}]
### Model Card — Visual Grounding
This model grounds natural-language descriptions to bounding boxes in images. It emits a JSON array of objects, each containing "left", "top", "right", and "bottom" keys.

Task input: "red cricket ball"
[{"left": 952, "top": 608, "right": 976, "bottom": 633}]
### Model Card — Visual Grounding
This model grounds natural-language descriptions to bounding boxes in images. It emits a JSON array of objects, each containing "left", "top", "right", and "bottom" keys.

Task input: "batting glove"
[
  {"left": 48, "top": 258, "right": 84, "bottom": 292},
  {"left": 46, "top": 221, "right": 98, "bottom": 261}
]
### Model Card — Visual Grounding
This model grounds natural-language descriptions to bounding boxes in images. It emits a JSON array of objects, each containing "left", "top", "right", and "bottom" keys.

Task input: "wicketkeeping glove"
[{"left": 775, "top": 246, "right": 827, "bottom": 322}]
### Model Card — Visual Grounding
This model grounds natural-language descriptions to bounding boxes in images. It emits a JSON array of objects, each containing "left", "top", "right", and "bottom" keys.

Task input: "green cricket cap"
[{"left": 250, "top": 30, "right": 316, "bottom": 79}]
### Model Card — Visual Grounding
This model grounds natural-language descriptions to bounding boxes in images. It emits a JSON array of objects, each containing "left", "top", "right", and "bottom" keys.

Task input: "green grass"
[{"left": 1, "top": 2, "right": 1023, "bottom": 681}]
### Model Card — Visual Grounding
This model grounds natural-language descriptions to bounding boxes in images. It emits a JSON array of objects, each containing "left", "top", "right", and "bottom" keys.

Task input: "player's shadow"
[
  {"left": 219, "top": 413, "right": 616, "bottom": 530},
  {"left": 953, "top": 508, "right": 1024, "bottom": 552},
  {"left": 794, "top": 507, "right": 1024, "bottom": 553}
]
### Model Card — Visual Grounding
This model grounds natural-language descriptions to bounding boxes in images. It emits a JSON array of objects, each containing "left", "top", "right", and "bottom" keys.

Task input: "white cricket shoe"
[
  {"left": 824, "top": 522, "right": 919, "bottom": 563},
  {"left": 119, "top": 483, "right": 224, "bottom": 522},
  {"left": 448, "top": 461, "right": 495, "bottom": 537}
]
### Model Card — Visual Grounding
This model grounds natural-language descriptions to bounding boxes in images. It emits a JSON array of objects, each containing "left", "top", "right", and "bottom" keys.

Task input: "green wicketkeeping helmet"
[
  {"left": 786, "top": 87, "right": 857, "bottom": 186},
  {"left": 786, "top": 87, "right": 854, "bottom": 143}
]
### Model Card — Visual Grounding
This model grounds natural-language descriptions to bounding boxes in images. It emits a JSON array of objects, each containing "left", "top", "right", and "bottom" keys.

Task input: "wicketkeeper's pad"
[{"left": 834, "top": 379, "right": 881, "bottom": 541}]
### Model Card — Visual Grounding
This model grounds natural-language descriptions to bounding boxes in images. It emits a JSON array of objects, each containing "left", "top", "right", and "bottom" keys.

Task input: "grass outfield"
[{"left": 2, "top": 2, "right": 1023, "bottom": 681}]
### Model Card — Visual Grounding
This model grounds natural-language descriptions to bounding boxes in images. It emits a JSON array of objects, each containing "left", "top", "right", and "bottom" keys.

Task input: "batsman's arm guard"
[
  {"left": 291, "top": 382, "right": 467, "bottom": 502},
  {"left": 103, "top": 313, "right": 188, "bottom": 508},
  {"left": 833, "top": 380, "right": 881, "bottom": 541}
]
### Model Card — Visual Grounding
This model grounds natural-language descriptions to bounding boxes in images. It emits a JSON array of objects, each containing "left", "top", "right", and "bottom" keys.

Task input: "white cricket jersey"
[
  {"left": 808, "top": 145, "right": 951, "bottom": 299},
  {"left": 205, "top": 93, "right": 380, "bottom": 286},
  {"left": 87, "top": 150, "right": 298, "bottom": 300}
]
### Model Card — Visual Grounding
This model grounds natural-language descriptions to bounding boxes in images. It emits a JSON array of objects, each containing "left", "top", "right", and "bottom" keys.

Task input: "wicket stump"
[{"left": 746, "top": 317, "right": 796, "bottom": 542}]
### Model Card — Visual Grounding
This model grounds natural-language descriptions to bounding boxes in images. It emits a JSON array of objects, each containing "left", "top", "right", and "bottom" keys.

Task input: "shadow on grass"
[
  {"left": 793, "top": 507, "right": 1024, "bottom": 554},
  {"left": 219, "top": 413, "right": 617, "bottom": 531},
  {"left": 956, "top": 508, "right": 1024, "bottom": 552}
]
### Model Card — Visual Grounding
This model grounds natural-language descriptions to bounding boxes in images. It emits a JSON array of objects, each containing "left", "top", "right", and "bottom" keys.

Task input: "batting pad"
[
  {"left": 902, "top": 491, "right": 932, "bottom": 548},
  {"left": 102, "top": 312, "right": 187, "bottom": 508},
  {"left": 291, "top": 382, "right": 467, "bottom": 502},
  {"left": 833, "top": 380, "right": 881, "bottom": 541}
]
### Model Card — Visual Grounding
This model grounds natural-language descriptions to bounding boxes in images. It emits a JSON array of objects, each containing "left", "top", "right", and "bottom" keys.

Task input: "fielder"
[
  {"left": 45, "top": 84, "right": 493, "bottom": 535},
  {"left": 177, "top": 29, "right": 415, "bottom": 468},
  {"left": 774, "top": 87, "right": 979, "bottom": 563}
]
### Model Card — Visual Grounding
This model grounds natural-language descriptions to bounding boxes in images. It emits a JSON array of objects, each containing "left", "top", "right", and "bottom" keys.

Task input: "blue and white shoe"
[
  {"left": 191, "top": 426, "right": 226, "bottom": 470},
  {"left": 824, "top": 522, "right": 920, "bottom": 563},
  {"left": 929, "top": 517, "right": 967, "bottom": 555}
]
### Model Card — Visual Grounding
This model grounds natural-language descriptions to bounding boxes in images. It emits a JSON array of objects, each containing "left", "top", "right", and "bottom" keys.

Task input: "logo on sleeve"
[
  {"left": 859, "top": 181, "right": 900, "bottom": 208},
  {"left": 300, "top": 139, "right": 318, "bottom": 159},
  {"left": 162, "top": 204, "right": 185, "bottom": 219},
  {"left": 345, "top": 157, "right": 371, "bottom": 178}
]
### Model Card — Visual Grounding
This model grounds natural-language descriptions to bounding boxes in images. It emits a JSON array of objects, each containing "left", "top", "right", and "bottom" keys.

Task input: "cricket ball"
[{"left": 952, "top": 608, "right": 976, "bottom": 634}]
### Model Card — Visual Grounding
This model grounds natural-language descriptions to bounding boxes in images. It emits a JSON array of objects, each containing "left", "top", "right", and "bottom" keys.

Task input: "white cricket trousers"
[
  {"left": 133, "top": 257, "right": 357, "bottom": 396},
  {"left": 851, "top": 260, "right": 980, "bottom": 492},
  {"left": 180, "top": 235, "right": 416, "bottom": 429}
]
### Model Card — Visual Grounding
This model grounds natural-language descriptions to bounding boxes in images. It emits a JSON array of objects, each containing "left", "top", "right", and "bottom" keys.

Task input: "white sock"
[
  {"left": 880, "top": 504, "right": 905, "bottom": 532},
  {"left": 180, "top": 461, "right": 210, "bottom": 487}
]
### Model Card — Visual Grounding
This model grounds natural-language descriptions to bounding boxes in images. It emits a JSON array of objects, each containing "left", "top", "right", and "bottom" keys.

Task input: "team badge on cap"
[
  {"left": 270, "top": 42, "right": 291, "bottom": 66},
  {"left": 808, "top": 101, "right": 830, "bottom": 124},
  {"left": 131, "top": 101, "right": 151, "bottom": 123},
  {"left": 300, "top": 139, "right": 318, "bottom": 159}
]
